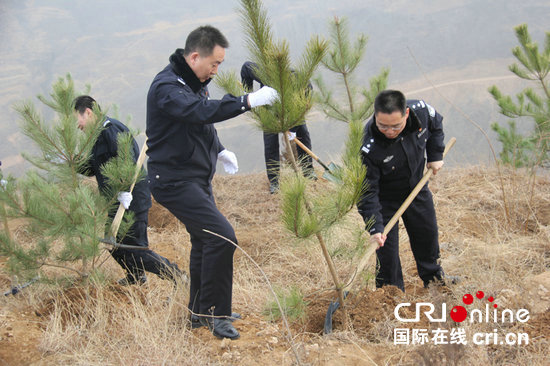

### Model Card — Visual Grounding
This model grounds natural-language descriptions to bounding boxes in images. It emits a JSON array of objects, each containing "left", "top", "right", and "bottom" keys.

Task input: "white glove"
[
  {"left": 117, "top": 191, "right": 133, "bottom": 210},
  {"left": 0, "top": 179, "right": 7, "bottom": 189},
  {"left": 287, "top": 131, "right": 296, "bottom": 141},
  {"left": 218, "top": 149, "right": 238, "bottom": 174},
  {"left": 248, "top": 86, "right": 279, "bottom": 108}
]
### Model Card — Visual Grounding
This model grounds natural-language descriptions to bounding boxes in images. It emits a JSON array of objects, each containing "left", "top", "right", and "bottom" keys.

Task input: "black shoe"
[
  {"left": 269, "top": 182, "right": 279, "bottom": 194},
  {"left": 191, "top": 312, "right": 241, "bottom": 329},
  {"left": 443, "top": 275, "right": 461, "bottom": 285},
  {"left": 118, "top": 274, "right": 147, "bottom": 286},
  {"left": 163, "top": 268, "right": 189, "bottom": 286},
  {"left": 424, "top": 274, "right": 461, "bottom": 288},
  {"left": 200, "top": 318, "right": 240, "bottom": 340}
]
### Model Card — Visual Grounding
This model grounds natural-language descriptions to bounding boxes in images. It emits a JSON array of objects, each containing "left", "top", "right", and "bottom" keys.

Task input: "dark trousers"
[
  {"left": 263, "top": 124, "right": 314, "bottom": 184},
  {"left": 149, "top": 180, "right": 236, "bottom": 317},
  {"left": 376, "top": 187, "right": 443, "bottom": 291},
  {"left": 110, "top": 210, "right": 181, "bottom": 280}
]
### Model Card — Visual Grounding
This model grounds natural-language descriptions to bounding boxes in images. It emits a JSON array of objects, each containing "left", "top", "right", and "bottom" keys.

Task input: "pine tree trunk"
[
  {"left": 282, "top": 133, "right": 349, "bottom": 328},
  {"left": 1, "top": 202, "right": 11, "bottom": 242}
]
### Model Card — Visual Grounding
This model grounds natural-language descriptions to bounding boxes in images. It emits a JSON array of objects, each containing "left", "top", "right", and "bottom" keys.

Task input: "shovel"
[
  {"left": 286, "top": 132, "right": 341, "bottom": 183},
  {"left": 3, "top": 276, "right": 40, "bottom": 296},
  {"left": 323, "top": 137, "right": 456, "bottom": 334}
]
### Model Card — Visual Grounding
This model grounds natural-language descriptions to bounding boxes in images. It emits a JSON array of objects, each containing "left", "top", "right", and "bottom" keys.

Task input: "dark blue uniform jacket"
[
  {"left": 146, "top": 49, "right": 250, "bottom": 184},
  {"left": 357, "top": 100, "right": 445, "bottom": 234},
  {"left": 80, "top": 117, "right": 151, "bottom": 214}
]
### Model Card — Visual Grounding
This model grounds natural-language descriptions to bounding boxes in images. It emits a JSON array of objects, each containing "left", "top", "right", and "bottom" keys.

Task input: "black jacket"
[
  {"left": 80, "top": 117, "right": 151, "bottom": 214},
  {"left": 146, "top": 49, "right": 250, "bottom": 184},
  {"left": 357, "top": 100, "right": 445, "bottom": 234}
]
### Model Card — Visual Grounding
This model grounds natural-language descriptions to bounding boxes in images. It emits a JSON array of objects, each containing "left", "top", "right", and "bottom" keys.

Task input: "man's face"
[
  {"left": 76, "top": 108, "right": 94, "bottom": 130},
  {"left": 187, "top": 45, "right": 225, "bottom": 82},
  {"left": 375, "top": 108, "right": 409, "bottom": 139}
]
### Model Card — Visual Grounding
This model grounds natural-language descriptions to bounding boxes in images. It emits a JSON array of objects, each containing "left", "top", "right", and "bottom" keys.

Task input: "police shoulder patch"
[{"left": 426, "top": 103, "right": 436, "bottom": 117}]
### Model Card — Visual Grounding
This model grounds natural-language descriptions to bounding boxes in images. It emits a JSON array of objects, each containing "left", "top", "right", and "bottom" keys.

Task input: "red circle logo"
[{"left": 450, "top": 306, "right": 468, "bottom": 322}]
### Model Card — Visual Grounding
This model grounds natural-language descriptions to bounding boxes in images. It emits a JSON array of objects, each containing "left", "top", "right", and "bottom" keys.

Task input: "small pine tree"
[
  {"left": 312, "top": 16, "right": 388, "bottom": 304},
  {"left": 217, "top": 3, "right": 387, "bottom": 327},
  {"left": 0, "top": 74, "right": 138, "bottom": 283},
  {"left": 489, "top": 24, "right": 550, "bottom": 168}
]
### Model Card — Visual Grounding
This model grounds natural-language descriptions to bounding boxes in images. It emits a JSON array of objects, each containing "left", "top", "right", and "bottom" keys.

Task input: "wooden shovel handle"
[
  {"left": 343, "top": 137, "right": 456, "bottom": 292},
  {"left": 108, "top": 138, "right": 148, "bottom": 239},
  {"left": 285, "top": 131, "right": 331, "bottom": 171},
  {"left": 287, "top": 132, "right": 319, "bottom": 160}
]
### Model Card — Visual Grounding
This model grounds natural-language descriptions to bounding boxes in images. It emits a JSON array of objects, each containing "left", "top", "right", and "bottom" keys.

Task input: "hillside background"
[{"left": 1, "top": 0, "right": 549, "bottom": 176}]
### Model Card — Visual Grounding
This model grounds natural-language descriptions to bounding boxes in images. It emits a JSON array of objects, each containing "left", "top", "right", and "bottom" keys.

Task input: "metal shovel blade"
[
  {"left": 323, "top": 291, "right": 348, "bottom": 334},
  {"left": 321, "top": 162, "right": 341, "bottom": 183}
]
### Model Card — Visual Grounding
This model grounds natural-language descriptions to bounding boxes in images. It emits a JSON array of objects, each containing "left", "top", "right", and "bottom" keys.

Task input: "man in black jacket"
[
  {"left": 357, "top": 90, "right": 449, "bottom": 292},
  {"left": 74, "top": 95, "right": 184, "bottom": 286},
  {"left": 146, "top": 26, "right": 278, "bottom": 340},
  {"left": 241, "top": 61, "right": 315, "bottom": 193}
]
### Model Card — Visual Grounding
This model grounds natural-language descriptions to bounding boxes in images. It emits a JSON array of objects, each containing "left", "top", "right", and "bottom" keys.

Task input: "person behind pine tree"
[
  {"left": 357, "top": 89, "right": 458, "bottom": 291},
  {"left": 73, "top": 95, "right": 185, "bottom": 286},
  {"left": 241, "top": 61, "right": 316, "bottom": 194},
  {"left": 146, "top": 26, "right": 278, "bottom": 340}
]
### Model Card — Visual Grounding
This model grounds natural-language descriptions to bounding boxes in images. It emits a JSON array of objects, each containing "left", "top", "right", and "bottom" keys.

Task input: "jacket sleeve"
[
  {"left": 426, "top": 104, "right": 445, "bottom": 162},
  {"left": 240, "top": 61, "right": 263, "bottom": 91},
  {"left": 154, "top": 82, "right": 250, "bottom": 125},
  {"left": 357, "top": 155, "right": 385, "bottom": 234},
  {"left": 215, "top": 129, "right": 225, "bottom": 154}
]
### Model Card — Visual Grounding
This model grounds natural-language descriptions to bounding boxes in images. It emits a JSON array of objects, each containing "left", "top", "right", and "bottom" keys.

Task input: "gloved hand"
[
  {"left": 247, "top": 86, "right": 279, "bottom": 108},
  {"left": 287, "top": 131, "right": 296, "bottom": 141},
  {"left": 218, "top": 149, "right": 238, "bottom": 174},
  {"left": 117, "top": 191, "right": 133, "bottom": 210}
]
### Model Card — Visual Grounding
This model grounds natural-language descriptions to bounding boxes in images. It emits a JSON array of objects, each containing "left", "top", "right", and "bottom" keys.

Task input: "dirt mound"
[{"left": 304, "top": 286, "right": 434, "bottom": 337}]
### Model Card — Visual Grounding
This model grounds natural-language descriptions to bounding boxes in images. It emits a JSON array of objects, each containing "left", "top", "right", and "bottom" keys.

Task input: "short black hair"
[
  {"left": 183, "top": 25, "right": 229, "bottom": 57},
  {"left": 73, "top": 95, "right": 100, "bottom": 114},
  {"left": 374, "top": 90, "right": 407, "bottom": 115}
]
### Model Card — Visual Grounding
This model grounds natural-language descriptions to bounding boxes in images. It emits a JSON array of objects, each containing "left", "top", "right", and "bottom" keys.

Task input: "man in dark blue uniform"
[
  {"left": 357, "top": 90, "right": 450, "bottom": 291},
  {"left": 146, "top": 26, "right": 278, "bottom": 340},
  {"left": 73, "top": 95, "right": 184, "bottom": 286},
  {"left": 241, "top": 61, "right": 315, "bottom": 193}
]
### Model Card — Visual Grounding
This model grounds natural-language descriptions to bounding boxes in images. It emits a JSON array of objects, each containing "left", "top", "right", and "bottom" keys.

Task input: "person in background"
[
  {"left": 146, "top": 26, "right": 278, "bottom": 339},
  {"left": 74, "top": 95, "right": 185, "bottom": 286},
  {"left": 241, "top": 60, "right": 316, "bottom": 194}
]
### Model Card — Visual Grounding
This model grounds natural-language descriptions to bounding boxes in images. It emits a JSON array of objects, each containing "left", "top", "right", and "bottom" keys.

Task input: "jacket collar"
[{"left": 169, "top": 48, "right": 211, "bottom": 93}]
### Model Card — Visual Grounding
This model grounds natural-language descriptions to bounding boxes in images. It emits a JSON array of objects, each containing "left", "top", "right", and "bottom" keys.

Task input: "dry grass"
[{"left": 1, "top": 165, "right": 549, "bottom": 365}]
